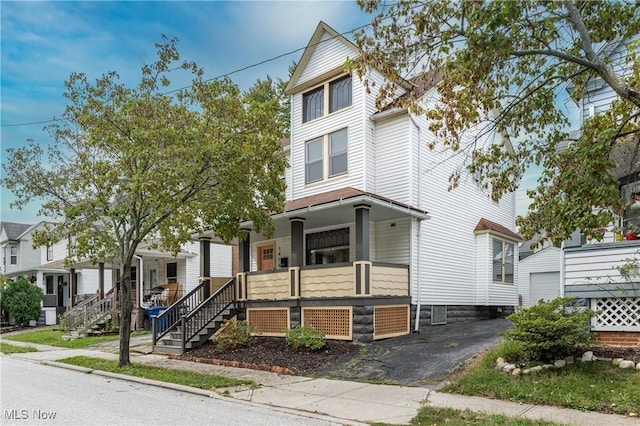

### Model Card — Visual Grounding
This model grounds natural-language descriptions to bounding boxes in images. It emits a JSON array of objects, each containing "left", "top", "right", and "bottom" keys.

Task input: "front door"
[
  {"left": 258, "top": 244, "right": 275, "bottom": 271},
  {"left": 57, "top": 276, "right": 64, "bottom": 306}
]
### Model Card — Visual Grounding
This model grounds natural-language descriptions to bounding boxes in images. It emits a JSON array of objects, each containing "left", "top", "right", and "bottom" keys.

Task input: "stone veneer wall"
[
  {"left": 410, "top": 305, "right": 515, "bottom": 330},
  {"left": 594, "top": 331, "right": 640, "bottom": 347}
]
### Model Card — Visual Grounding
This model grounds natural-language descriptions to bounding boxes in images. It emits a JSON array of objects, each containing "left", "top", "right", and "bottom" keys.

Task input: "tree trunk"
[{"left": 118, "top": 261, "right": 132, "bottom": 367}]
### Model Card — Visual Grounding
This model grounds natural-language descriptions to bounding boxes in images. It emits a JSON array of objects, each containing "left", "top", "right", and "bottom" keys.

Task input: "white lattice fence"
[{"left": 592, "top": 298, "right": 640, "bottom": 331}]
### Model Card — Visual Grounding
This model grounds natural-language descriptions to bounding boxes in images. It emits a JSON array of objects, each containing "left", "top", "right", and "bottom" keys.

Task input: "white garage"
[{"left": 518, "top": 247, "right": 561, "bottom": 307}]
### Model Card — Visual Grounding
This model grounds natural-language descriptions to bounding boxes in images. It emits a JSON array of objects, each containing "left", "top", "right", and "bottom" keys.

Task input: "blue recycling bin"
[{"left": 146, "top": 306, "right": 168, "bottom": 333}]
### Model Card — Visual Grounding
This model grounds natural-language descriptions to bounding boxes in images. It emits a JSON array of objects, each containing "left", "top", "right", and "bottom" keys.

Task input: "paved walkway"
[{"left": 1, "top": 332, "right": 639, "bottom": 425}]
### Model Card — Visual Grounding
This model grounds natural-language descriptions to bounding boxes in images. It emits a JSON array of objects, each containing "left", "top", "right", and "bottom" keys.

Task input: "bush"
[
  {"left": 495, "top": 339, "right": 527, "bottom": 364},
  {"left": 502, "top": 297, "right": 595, "bottom": 362},
  {"left": 214, "top": 320, "right": 254, "bottom": 351},
  {"left": 0, "top": 277, "right": 44, "bottom": 326},
  {"left": 285, "top": 324, "right": 326, "bottom": 352}
]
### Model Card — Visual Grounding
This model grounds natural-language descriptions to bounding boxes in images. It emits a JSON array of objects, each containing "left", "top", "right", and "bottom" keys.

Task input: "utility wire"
[{"left": 1, "top": 22, "right": 373, "bottom": 128}]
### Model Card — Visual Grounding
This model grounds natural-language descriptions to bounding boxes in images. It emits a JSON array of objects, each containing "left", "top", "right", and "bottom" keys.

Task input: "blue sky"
[
  {"left": 1, "top": 1, "right": 578, "bottom": 225},
  {"left": 1, "top": 0, "right": 372, "bottom": 223}
]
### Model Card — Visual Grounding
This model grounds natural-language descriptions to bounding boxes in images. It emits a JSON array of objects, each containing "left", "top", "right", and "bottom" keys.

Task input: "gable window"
[
  {"left": 493, "top": 239, "right": 514, "bottom": 284},
  {"left": 9, "top": 246, "right": 17, "bottom": 265},
  {"left": 303, "top": 86, "right": 324, "bottom": 122},
  {"left": 302, "top": 75, "right": 352, "bottom": 123},
  {"left": 305, "top": 128, "right": 348, "bottom": 184},
  {"left": 47, "top": 245, "right": 53, "bottom": 261},
  {"left": 329, "top": 75, "right": 352, "bottom": 113}
]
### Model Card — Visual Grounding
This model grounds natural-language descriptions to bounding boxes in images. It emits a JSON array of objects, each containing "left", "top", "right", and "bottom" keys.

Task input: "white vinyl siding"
[
  {"left": 373, "top": 115, "right": 411, "bottom": 203},
  {"left": 297, "top": 32, "right": 356, "bottom": 86},
  {"left": 374, "top": 218, "right": 410, "bottom": 264},
  {"left": 564, "top": 245, "right": 640, "bottom": 288}
]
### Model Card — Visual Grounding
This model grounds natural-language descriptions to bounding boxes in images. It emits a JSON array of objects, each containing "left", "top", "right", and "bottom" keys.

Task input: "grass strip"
[
  {"left": 408, "top": 406, "right": 561, "bottom": 426},
  {"left": 0, "top": 342, "right": 39, "bottom": 354},
  {"left": 443, "top": 343, "right": 640, "bottom": 417},
  {"left": 4, "top": 329, "right": 140, "bottom": 349},
  {"left": 58, "top": 355, "right": 255, "bottom": 390}
]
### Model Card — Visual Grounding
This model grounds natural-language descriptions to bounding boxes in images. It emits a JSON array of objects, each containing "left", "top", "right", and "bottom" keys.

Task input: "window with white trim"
[
  {"left": 302, "top": 75, "right": 352, "bottom": 123},
  {"left": 47, "top": 245, "right": 53, "bottom": 261},
  {"left": 493, "top": 238, "right": 514, "bottom": 283},
  {"left": 305, "top": 128, "right": 348, "bottom": 184},
  {"left": 9, "top": 245, "right": 17, "bottom": 265}
]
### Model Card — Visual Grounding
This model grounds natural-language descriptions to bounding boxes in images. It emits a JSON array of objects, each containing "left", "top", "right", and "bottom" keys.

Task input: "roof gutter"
[{"left": 242, "top": 194, "right": 430, "bottom": 228}]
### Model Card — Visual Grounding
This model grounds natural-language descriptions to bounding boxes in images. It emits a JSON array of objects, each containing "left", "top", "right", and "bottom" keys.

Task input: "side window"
[
  {"left": 10, "top": 246, "right": 17, "bottom": 265},
  {"left": 493, "top": 239, "right": 514, "bottom": 284},
  {"left": 303, "top": 86, "right": 324, "bottom": 123}
]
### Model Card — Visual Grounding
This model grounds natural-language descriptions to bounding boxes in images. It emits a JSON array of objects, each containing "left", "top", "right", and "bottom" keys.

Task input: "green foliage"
[
  {"left": 502, "top": 298, "right": 595, "bottom": 362},
  {"left": 1, "top": 36, "right": 287, "bottom": 366},
  {"left": 444, "top": 342, "right": 640, "bottom": 417},
  {"left": 5, "top": 328, "right": 122, "bottom": 349},
  {"left": 0, "top": 342, "right": 39, "bottom": 354},
  {"left": 59, "top": 356, "right": 254, "bottom": 388},
  {"left": 354, "top": 0, "right": 640, "bottom": 246},
  {"left": 285, "top": 324, "right": 326, "bottom": 352},
  {"left": 410, "top": 406, "right": 558, "bottom": 426},
  {"left": 214, "top": 320, "right": 254, "bottom": 351},
  {"left": 0, "top": 277, "right": 44, "bottom": 325},
  {"left": 495, "top": 339, "right": 527, "bottom": 365}
]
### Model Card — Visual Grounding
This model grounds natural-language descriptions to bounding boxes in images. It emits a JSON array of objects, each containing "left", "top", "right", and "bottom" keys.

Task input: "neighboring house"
[
  {"left": 228, "top": 22, "right": 520, "bottom": 344},
  {"left": 562, "top": 35, "right": 640, "bottom": 346},
  {"left": 518, "top": 246, "right": 561, "bottom": 308},
  {"left": 1, "top": 221, "right": 233, "bottom": 326}
]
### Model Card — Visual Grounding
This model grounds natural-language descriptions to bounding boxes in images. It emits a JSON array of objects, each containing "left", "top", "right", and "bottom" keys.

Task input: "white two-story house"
[
  {"left": 227, "top": 22, "right": 519, "bottom": 343},
  {"left": 562, "top": 35, "right": 640, "bottom": 346}
]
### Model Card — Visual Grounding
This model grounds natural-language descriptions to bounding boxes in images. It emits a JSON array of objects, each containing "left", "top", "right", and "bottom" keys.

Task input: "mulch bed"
[
  {"left": 586, "top": 344, "right": 640, "bottom": 364},
  {"left": 174, "top": 336, "right": 361, "bottom": 376}
]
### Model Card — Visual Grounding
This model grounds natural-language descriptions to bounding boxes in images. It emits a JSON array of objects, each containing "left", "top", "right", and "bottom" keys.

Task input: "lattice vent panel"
[
  {"left": 302, "top": 307, "right": 352, "bottom": 340},
  {"left": 593, "top": 298, "right": 640, "bottom": 330},
  {"left": 247, "top": 308, "right": 289, "bottom": 336},
  {"left": 374, "top": 305, "right": 409, "bottom": 340}
]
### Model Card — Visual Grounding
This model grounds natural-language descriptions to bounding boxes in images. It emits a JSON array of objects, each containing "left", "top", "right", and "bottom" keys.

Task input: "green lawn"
[
  {"left": 408, "top": 406, "right": 561, "bottom": 426},
  {"left": 443, "top": 343, "right": 640, "bottom": 417},
  {"left": 58, "top": 356, "right": 255, "bottom": 390},
  {"left": 0, "top": 342, "right": 39, "bottom": 354},
  {"left": 4, "top": 329, "right": 142, "bottom": 349}
]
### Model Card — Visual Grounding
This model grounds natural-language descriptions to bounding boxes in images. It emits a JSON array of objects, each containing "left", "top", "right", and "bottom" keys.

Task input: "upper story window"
[
  {"left": 329, "top": 75, "right": 352, "bottom": 113},
  {"left": 9, "top": 245, "right": 17, "bottom": 265},
  {"left": 303, "top": 86, "right": 324, "bottom": 122},
  {"left": 302, "top": 75, "right": 352, "bottom": 123},
  {"left": 493, "top": 238, "right": 514, "bottom": 284},
  {"left": 305, "top": 128, "right": 348, "bottom": 184},
  {"left": 47, "top": 245, "right": 53, "bottom": 261}
]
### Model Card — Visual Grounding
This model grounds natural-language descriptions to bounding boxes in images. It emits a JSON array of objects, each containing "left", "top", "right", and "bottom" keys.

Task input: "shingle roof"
[
  {"left": 284, "top": 187, "right": 428, "bottom": 216},
  {"left": 1, "top": 222, "right": 33, "bottom": 242},
  {"left": 474, "top": 218, "right": 522, "bottom": 241}
]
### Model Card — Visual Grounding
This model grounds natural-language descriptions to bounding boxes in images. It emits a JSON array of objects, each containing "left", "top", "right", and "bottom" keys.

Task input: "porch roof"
[{"left": 247, "top": 187, "right": 430, "bottom": 236}]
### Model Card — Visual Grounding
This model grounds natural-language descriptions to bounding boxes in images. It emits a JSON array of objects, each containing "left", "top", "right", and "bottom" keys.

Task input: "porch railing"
[
  {"left": 62, "top": 293, "right": 100, "bottom": 330},
  {"left": 180, "top": 278, "right": 235, "bottom": 352},
  {"left": 152, "top": 279, "right": 210, "bottom": 345}
]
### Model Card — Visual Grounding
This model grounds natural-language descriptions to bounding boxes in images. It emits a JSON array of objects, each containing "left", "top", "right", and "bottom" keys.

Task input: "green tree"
[
  {"left": 354, "top": 0, "right": 639, "bottom": 246},
  {"left": 2, "top": 36, "right": 287, "bottom": 366},
  {"left": 0, "top": 277, "right": 44, "bottom": 326}
]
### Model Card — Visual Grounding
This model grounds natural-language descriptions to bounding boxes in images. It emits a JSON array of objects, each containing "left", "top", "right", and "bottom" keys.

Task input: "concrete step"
[{"left": 152, "top": 344, "right": 183, "bottom": 355}]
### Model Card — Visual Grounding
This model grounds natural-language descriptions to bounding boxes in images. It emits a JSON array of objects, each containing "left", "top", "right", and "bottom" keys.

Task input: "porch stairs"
[
  {"left": 61, "top": 291, "right": 115, "bottom": 335},
  {"left": 152, "top": 278, "right": 235, "bottom": 355}
]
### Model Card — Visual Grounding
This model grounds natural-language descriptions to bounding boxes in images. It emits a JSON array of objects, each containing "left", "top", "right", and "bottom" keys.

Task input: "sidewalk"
[{"left": 2, "top": 335, "right": 639, "bottom": 425}]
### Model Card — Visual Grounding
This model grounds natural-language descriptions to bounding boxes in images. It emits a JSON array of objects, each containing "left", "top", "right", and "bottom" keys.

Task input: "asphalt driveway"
[{"left": 321, "top": 318, "right": 512, "bottom": 386}]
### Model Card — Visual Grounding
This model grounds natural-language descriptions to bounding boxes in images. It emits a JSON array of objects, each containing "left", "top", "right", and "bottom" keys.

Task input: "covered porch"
[{"left": 235, "top": 187, "right": 429, "bottom": 342}]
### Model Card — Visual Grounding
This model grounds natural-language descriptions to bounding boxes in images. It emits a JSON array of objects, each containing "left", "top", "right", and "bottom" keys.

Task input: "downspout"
[
  {"left": 414, "top": 218, "right": 422, "bottom": 332},
  {"left": 412, "top": 117, "right": 423, "bottom": 332}
]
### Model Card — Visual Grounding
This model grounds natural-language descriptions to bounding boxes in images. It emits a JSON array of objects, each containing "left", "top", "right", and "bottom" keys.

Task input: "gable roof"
[
  {"left": 474, "top": 218, "right": 522, "bottom": 242},
  {"left": 285, "top": 21, "right": 359, "bottom": 95},
  {"left": 1, "top": 222, "right": 33, "bottom": 243}
]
